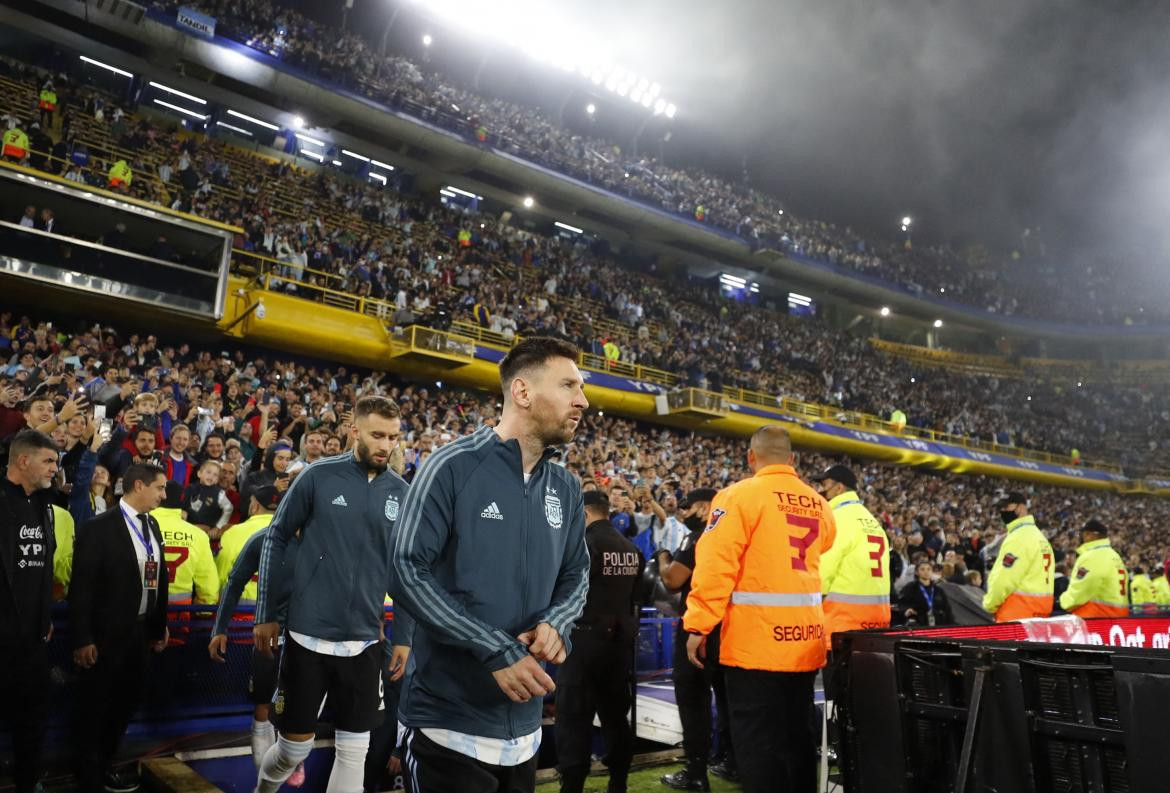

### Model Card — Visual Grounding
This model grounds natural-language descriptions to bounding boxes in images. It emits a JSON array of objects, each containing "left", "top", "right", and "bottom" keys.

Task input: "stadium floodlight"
[
  {"left": 439, "top": 189, "right": 457, "bottom": 197},
  {"left": 227, "top": 109, "right": 279, "bottom": 130},
  {"left": 591, "top": 71, "right": 604, "bottom": 84},
  {"left": 933, "top": 319, "right": 943, "bottom": 328},
  {"left": 331, "top": 159, "right": 342, "bottom": 166},
  {"left": 901, "top": 224, "right": 908, "bottom": 232},
  {"left": 300, "top": 149, "right": 325, "bottom": 162},
  {"left": 153, "top": 99, "right": 208, "bottom": 120},
  {"left": 654, "top": 98, "right": 666, "bottom": 115},
  {"left": 617, "top": 83, "right": 629, "bottom": 97},
  {"left": 630, "top": 88, "right": 643, "bottom": 103},
  {"left": 369, "top": 173, "right": 387, "bottom": 184},
  {"left": 522, "top": 196, "right": 535, "bottom": 208},
  {"left": 777, "top": 209, "right": 784, "bottom": 215},
  {"left": 902, "top": 216, "right": 913, "bottom": 227},
  {"left": 148, "top": 82, "right": 206, "bottom": 104},
  {"left": 586, "top": 103, "right": 596, "bottom": 115},
  {"left": 422, "top": 33, "right": 433, "bottom": 46},
  {"left": 292, "top": 116, "right": 305, "bottom": 129},
  {"left": 1077, "top": 381, "right": 1083, "bottom": 387},
  {"left": 788, "top": 292, "right": 813, "bottom": 305},
  {"left": 446, "top": 186, "right": 478, "bottom": 199},
  {"left": 720, "top": 273, "right": 747, "bottom": 288},
  {"left": 341, "top": 149, "right": 370, "bottom": 162},
  {"left": 650, "top": 82, "right": 661, "bottom": 97},
  {"left": 665, "top": 103, "right": 677, "bottom": 119},
  {"left": 296, "top": 133, "right": 325, "bottom": 147},
  {"left": 880, "top": 306, "right": 891, "bottom": 317},
  {"left": 640, "top": 93, "right": 653, "bottom": 108},
  {"left": 750, "top": 283, "right": 760, "bottom": 293},
  {"left": 554, "top": 221, "right": 583, "bottom": 234},
  {"left": 215, "top": 121, "right": 252, "bottom": 136},
  {"left": 369, "top": 159, "right": 395, "bottom": 171},
  {"left": 78, "top": 55, "right": 132, "bottom": 78}
]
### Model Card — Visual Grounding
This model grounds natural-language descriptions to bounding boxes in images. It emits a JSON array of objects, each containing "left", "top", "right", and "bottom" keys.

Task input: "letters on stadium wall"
[{"left": 176, "top": 6, "right": 216, "bottom": 38}]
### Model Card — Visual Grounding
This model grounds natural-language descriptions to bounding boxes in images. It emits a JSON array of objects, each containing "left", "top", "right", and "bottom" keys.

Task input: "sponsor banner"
[{"left": 177, "top": 6, "right": 216, "bottom": 38}]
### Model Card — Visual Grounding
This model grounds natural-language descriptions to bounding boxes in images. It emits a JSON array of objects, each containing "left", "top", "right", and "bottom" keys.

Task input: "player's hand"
[
  {"left": 387, "top": 754, "right": 403, "bottom": 775},
  {"left": 254, "top": 621, "right": 281, "bottom": 657},
  {"left": 388, "top": 644, "right": 410, "bottom": 682},
  {"left": 905, "top": 608, "right": 917, "bottom": 619},
  {"left": 74, "top": 643, "right": 99, "bottom": 668},
  {"left": 491, "top": 655, "right": 555, "bottom": 703},
  {"left": 209, "top": 633, "right": 228, "bottom": 662},
  {"left": 518, "top": 622, "right": 566, "bottom": 664},
  {"left": 152, "top": 627, "right": 169, "bottom": 653},
  {"left": 686, "top": 633, "right": 707, "bottom": 669}
]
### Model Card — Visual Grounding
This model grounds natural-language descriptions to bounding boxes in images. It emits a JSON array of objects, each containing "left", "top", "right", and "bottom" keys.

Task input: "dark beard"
[{"left": 355, "top": 440, "right": 387, "bottom": 473}]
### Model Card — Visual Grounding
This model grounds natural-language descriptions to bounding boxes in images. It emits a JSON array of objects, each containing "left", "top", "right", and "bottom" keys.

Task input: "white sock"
[
  {"left": 326, "top": 730, "right": 371, "bottom": 793},
  {"left": 251, "top": 719, "right": 277, "bottom": 769},
  {"left": 258, "top": 735, "right": 314, "bottom": 793}
]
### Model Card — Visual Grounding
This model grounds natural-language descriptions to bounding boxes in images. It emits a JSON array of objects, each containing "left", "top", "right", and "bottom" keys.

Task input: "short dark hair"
[
  {"left": 355, "top": 395, "right": 400, "bottom": 421},
  {"left": 134, "top": 426, "right": 156, "bottom": 440},
  {"left": 124, "top": 463, "right": 165, "bottom": 493},
  {"left": 499, "top": 336, "right": 581, "bottom": 395},
  {"left": 7, "top": 429, "right": 56, "bottom": 464},
  {"left": 22, "top": 394, "right": 54, "bottom": 412}
]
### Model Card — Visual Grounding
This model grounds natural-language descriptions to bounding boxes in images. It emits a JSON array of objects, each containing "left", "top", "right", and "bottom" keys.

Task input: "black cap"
[
  {"left": 682, "top": 488, "right": 718, "bottom": 508},
  {"left": 252, "top": 485, "right": 282, "bottom": 511},
  {"left": 163, "top": 480, "right": 184, "bottom": 509},
  {"left": 1081, "top": 519, "right": 1107, "bottom": 537},
  {"left": 998, "top": 491, "right": 1029, "bottom": 508},
  {"left": 810, "top": 464, "right": 857, "bottom": 491},
  {"left": 582, "top": 490, "right": 610, "bottom": 510}
]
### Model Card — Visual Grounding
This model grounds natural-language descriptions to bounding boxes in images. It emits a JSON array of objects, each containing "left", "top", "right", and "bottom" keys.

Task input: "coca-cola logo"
[{"left": 18, "top": 524, "right": 43, "bottom": 541}]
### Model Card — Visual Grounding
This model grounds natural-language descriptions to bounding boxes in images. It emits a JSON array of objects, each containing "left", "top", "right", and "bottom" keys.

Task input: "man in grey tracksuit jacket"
[{"left": 390, "top": 425, "right": 590, "bottom": 758}]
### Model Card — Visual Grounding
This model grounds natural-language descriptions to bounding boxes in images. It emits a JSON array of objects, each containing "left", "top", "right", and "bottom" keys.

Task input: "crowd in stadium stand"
[
  {"left": 3, "top": 311, "right": 1169, "bottom": 611},
  {"left": 128, "top": 1, "right": 1170, "bottom": 326},
  {"left": 5, "top": 52, "right": 1170, "bottom": 475}
]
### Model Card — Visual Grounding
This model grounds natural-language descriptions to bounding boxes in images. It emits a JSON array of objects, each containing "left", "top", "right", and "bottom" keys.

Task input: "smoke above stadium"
[{"left": 347, "top": 0, "right": 1169, "bottom": 293}]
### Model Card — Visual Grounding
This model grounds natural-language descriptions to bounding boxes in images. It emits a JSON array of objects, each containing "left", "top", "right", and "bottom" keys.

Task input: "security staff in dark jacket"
[
  {"left": 0, "top": 430, "right": 59, "bottom": 793},
  {"left": 391, "top": 337, "right": 591, "bottom": 793},
  {"left": 555, "top": 490, "right": 646, "bottom": 793},
  {"left": 655, "top": 488, "right": 736, "bottom": 791},
  {"left": 70, "top": 463, "right": 170, "bottom": 793}
]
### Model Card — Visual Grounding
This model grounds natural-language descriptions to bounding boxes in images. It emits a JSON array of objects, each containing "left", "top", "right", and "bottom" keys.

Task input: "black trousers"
[
  {"left": 670, "top": 625, "right": 733, "bottom": 772},
  {"left": 364, "top": 646, "right": 404, "bottom": 792},
  {"left": 74, "top": 623, "right": 151, "bottom": 793},
  {"left": 723, "top": 666, "right": 817, "bottom": 793},
  {"left": 554, "top": 630, "right": 635, "bottom": 793},
  {"left": 0, "top": 639, "right": 50, "bottom": 793},
  {"left": 402, "top": 727, "right": 537, "bottom": 793}
]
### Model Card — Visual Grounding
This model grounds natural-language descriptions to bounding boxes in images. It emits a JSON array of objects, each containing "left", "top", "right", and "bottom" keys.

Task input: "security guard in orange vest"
[
  {"left": 982, "top": 492, "right": 1054, "bottom": 622},
  {"left": 684, "top": 426, "right": 836, "bottom": 793},
  {"left": 1058, "top": 520, "right": 1128, "bottom": 618},
  {"left": 38, "top": 84, "right": 57, "bottom": 129},
  {"left": 811, "top": 464, "right": 890, "bottom": 644},
  {"left": 2, "top": 124, "right": 29, "bottom": 162}
]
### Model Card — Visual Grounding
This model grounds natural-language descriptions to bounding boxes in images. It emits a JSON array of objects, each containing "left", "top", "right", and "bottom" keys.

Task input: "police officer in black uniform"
[
  {"left": 655, "top": 488, "right": 737, "bottom": 791},
  {"left": 555, "top": 490, "right": 646, "bottom": 793}
]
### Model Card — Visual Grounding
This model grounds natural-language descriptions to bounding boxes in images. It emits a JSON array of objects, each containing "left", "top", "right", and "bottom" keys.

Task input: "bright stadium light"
[
  {"left": 148, "top": 82, "right": 206, "bottom": 104},
  {"left": 880, "top": 306, "right": 891, "bottom": 317},
  {"left": 777, "top": 209, "right": 784, "bottom": 216},
  {"left": 300, "top": 149, "right": 325, "bottom": 162},
  {"left": 901, "top": 224, "right": 908, "bottom": 232},
  {"left": 446, "top": 185, "right": 478, "bottom": 198},
  {"left": 331, "top": 159, "right": 343, "bottom": 166},
  {"left": 227, "top": 109, "right": 279, "bottom": 130},
  {"left": 296, "top": 133, "right": 325, "bottom": 147},
  {"left": 422, "top": 33, "right": 433, "bottom": 46},
  {"left": 586, "top": 103, "right": 596, "bottom": 115},
  {"left": 554, "top": 221, "right": 583, "bottom": 234},
  {"left": 640, "top": 93, "right": 653, "bottom": 108},
  {"left": 216, "top": 121, "right": 252, "bottom": 136},
  {"left": 933, "top": 319, "right": 943, "bottom": 328},
  {"left": 153, "top": 99, "right": 208, "bottom": 120},
  {"left": 522, "top": 196, "right": 535, "bottom": 208},
  {"left": 665, "top": 103, "right": 677, "bottom": 119},
  {"left": 902, "top": 216, "right": 913, "bottom": 226},
  {"left": 342, "top": 149, "right": 370, "bottom": 162},
  {"left": 78, "top": 55, "right": 132, "bottom": 78},
  {"left": 653, "top": 98, "right": 666, "bottom": 115},
  {"left": 292, "top": 116, "right": 305, "bottom": 129}
]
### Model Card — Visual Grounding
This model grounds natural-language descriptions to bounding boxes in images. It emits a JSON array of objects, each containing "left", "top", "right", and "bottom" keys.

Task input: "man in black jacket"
[
  {"left": 70, "top": 463, "right": 169, "bottom": 793},
  {"left": 555, "top": 490, "right": 646, "bottom": 793},
  {"left": 0, "top": 430, "right": 59, "bottom": 793},
  {"left": 898, "top": 561, "right": 955, "bottom": 627}
]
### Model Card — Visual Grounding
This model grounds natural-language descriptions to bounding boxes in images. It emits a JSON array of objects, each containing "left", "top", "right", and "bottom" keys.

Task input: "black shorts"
[
  {"left": 273, "top": 636, "right": 384, "bottom": 734},
  {"left": 402, "top": 727, "right": 537, "bottom": 793},
  {"left": 249, "top": 645, "right": 281, "bottom": 705}
]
